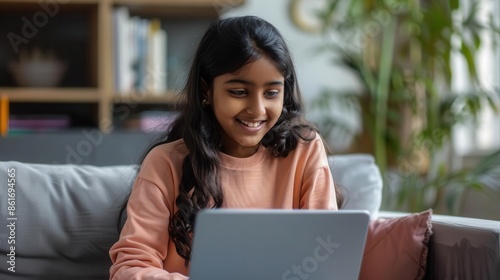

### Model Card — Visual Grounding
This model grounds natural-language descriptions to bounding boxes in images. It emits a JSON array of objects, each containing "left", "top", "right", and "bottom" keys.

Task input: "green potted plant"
[{"left": 307, "top": 0, "right": 500, "bottom": 213}]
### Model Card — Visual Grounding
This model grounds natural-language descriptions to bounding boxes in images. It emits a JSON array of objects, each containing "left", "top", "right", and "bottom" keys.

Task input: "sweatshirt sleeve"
[
  {"left": 300, "top": 167, "right": 338, "bottom": 210},
  {"left": 109, "top": 177, "right": 185, "bottom": 279},
  {"left": 109, "top": 142, "right": 190, "bottom": 279},
  {"left": 298, "top": 135, "right": 338, "bottom": 210}
]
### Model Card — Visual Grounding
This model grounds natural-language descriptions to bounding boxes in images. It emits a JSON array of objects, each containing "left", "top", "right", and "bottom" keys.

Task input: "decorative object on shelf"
[
  {"left": 289, "top": 0, "right": 330, "bottom": 33},
  {"left": 8, "top": 47, "right": 67, "bottom": 87}
]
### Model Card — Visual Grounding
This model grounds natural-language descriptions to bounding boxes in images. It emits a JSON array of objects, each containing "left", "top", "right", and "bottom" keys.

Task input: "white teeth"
[{"left": 240, "top": 120, "right": 262, "bottom": 127}]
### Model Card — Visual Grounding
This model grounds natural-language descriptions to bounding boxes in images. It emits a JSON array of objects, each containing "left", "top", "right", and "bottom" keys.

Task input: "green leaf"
[
  {"left": 316, "top": 0, "right": 340, "bottom": 31},
  {"left": 459, "top": 42, "right": 478, "bottom": 80},
  {"left": 473, "top": 32, "right": 482, "bottom": 50},
  {"left": 449, "top": 0, "right": 459, "bottom": 11},
  {"left": 463, "top": 1, "right": 480, "bottom": 28},
  {"left": 469, "top": 182, "right": 484, "bottom": 191},
  {"left": 446, "top": 190, "right": 460, "bottom": 214},
  {"left": 471, "top": 150, "right": 500, "bottom": 176}
]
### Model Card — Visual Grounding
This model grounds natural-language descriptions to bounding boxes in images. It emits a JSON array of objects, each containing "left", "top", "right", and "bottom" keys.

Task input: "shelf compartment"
[
  {"left": 0, "top": 2, "right": 99, "bottom": 88},
  {"left": 0, "top": 88, "right": 99, "bottom": 103},
  {"left": 9, "top": 101, "right": 99, "bottom": 129},
  {"left": 111, "top": 101, "right": 178, "bottom": 132}
]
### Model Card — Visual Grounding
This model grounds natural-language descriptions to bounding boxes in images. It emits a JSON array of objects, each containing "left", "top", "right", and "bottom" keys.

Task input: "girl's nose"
[{"left": 245, "top": 94, "right": 266, "bottom": 116}]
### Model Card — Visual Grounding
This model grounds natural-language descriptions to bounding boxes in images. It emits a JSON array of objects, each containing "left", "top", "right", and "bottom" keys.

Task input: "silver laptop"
[{"left": 190, "top": 209, "right": 369, "bottom": 280}]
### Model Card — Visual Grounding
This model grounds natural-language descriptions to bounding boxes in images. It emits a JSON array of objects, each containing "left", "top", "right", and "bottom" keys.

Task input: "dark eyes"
[
  {"left": 264, "top": 91, "right": 280, "bottom": 98},
  {"left": 228, "top": 89, "right": 280, "bottom": 98},
  {"left": 229, "top": 89, "right": 247, "bottom": 96}
]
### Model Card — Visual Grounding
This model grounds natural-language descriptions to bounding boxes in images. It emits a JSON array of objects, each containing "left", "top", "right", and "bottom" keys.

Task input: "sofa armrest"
[{"left": 380, "top": 211, "right": 500, "bottom": 280}]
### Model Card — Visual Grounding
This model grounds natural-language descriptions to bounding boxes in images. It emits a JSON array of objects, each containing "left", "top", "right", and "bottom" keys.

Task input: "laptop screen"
[{"left": 190, "top": 209, "right": 369, "bottom": 280}]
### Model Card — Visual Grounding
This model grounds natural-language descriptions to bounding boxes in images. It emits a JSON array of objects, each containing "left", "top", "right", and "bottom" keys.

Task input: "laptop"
[{"left": 189, "top": 209, "right": 370, "bottom": 280}]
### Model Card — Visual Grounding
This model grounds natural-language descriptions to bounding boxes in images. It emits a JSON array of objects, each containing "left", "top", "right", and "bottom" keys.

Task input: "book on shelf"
[
  {"left": 148, "top": 19, "right": 167, "bottom": 95},
  {"left": 1, "top": 98, "right": 71, "bottom": 136},
  {"left": 1, "top": 95, "right": 8, "bottom": 137},
  {"left": 8, "top": 115, "right": 71, "bottom": 133},
  {"left": 113, "top": 7, "right": 168, "bottom": 96},
  {"left": 121, "top": 110, "right": 178, "bottom": 132}
]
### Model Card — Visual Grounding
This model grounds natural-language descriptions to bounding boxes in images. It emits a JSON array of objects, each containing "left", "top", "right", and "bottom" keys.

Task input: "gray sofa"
[{"left": 0, "top": 154, "right": 499, "bottom": 280}]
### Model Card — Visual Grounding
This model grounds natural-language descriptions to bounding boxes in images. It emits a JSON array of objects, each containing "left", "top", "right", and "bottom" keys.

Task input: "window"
[{"left": 453, "top": 0, "right": 500, "bottom": 156}]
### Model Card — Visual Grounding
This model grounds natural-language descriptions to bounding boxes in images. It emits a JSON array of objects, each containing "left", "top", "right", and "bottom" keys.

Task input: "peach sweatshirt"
[{"left": 109, "top": 134, "right": 337, "bottom": 280}]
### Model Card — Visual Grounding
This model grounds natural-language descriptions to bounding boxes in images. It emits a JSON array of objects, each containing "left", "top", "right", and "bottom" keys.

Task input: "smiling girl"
[{"left": 110, "top": 15, "right": 342, "bottom": 280}]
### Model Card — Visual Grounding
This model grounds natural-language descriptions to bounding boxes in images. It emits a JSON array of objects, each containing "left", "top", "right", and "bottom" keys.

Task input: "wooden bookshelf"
[
  {"left": 0, "top": 88, "right": 99, "bottom": 103},
  {"left": 112, "top": 91, "right": 180, "bottom": 104},
  {"left": 0, "top": 0, "right": 243, "bottom": 134}
]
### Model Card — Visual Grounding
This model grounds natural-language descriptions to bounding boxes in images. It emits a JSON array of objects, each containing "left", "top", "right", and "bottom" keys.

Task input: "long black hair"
[{"left": 140, "top": 15, "right": 343, "bottom": 265}]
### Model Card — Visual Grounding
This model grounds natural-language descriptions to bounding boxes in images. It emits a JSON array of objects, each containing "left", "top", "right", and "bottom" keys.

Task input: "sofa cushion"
[
  {"left": 0, "top": 161, "right": 137, "bottom": 280},
  {"left": 328, "top": 154, "right": 383, "bottom": 218},
  {"left": 360, "top": 209, "right": 433, "bottom": 280}
]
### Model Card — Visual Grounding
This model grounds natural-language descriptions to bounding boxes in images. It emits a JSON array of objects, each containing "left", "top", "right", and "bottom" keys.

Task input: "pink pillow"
[{"left": 359, "top": 210, "right": 433, "bottom": 280}]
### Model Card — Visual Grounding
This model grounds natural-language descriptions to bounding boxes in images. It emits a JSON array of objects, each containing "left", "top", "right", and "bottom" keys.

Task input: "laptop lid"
[{"left": 190, "top": 209, "right": 370, "bottom": 280}]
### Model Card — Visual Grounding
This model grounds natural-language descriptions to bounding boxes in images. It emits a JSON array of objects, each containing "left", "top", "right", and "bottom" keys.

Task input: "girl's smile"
[
  {"left": 210, "top": 57, "right": 285, "bottom": 158},
  {"left": 237, "top": 119, "right": 265, "bottom": 132}
]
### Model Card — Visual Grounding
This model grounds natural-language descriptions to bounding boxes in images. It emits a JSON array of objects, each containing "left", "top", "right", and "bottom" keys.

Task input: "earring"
[{"left": 202, "top": 99, "right": 208, "bottom": 108}]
